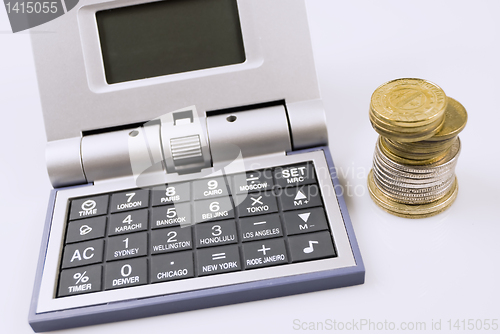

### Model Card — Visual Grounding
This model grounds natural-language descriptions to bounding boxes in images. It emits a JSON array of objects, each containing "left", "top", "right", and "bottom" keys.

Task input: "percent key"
[{"left": 58, "top": 265, "right": 102, "bottom": 297}]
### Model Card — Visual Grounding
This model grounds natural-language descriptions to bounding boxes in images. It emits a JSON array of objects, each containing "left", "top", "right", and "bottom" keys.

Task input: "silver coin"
[
  {"left": 370, "top": 136, "right": 461, "bottom": 205},
  {"left": 374, "top": 146, "right": 457, "bottom": 178},
  {"left": 374, "top": 155, "right": 456, "bottom": 183},
  {"left": 375, "top": 184, "right": 452, "bottom": 204},
  {"left": 374, "top": 174, "right": 454, "bottom": 197},
  {"left": 375, "top": 138, "right": 461, "bottom": 174},
  {"left": 373, "top": 157, "right": 455, "bottom": 186},
  {"left": 373, "top": 167, "right": 454, "bottom": 192}
]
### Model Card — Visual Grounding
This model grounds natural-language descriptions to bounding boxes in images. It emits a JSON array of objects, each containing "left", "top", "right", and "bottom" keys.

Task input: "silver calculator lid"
[{"left": 31, "top": 0, "right": 321, "bottom": 142}]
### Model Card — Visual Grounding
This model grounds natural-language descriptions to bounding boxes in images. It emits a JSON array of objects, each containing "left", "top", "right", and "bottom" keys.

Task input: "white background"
[{"left": 1, "top": 1, "right": 499, "bottom": 333}]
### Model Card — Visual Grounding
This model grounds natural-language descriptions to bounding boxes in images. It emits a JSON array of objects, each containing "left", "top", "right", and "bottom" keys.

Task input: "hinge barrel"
[
  {"left": 45, "top": 101, "right": 328, "bottom": 187},
  {"left": 206, "top": 105, "right": 292, "bottom": 164}
]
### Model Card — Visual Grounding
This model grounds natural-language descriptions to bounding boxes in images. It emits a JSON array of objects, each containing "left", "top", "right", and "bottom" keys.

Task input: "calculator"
[{"left": 28, "top": 0, "right": 364, "bottom": 331}]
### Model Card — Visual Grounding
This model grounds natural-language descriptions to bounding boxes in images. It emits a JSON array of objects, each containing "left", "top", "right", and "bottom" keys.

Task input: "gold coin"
[
  {"left": 385, "top": 137, "right": 456, "bottom": 154},
  {"left": 367, "top": 170, "right": 458, "bottom": 218},
  {"left": 371, "top": 116, "right": 444, "bottom": 143},
  {"left": 426, "top": 97, "right": 468, "bottom": 141},
  {"left": 370, "top": 78, "right": 447, "bottom": 124},
  {"left": 382, "top": 137, "right": 457, "bottom": 160},
  {"left": 369, "top": 108, "right": 444, "bottom": 134},
  {"left": 381, "top": 137, "right": 456, "bottom": 160},
  {"left": 378, "top": 136, "right": 449, "bottom": 165}
]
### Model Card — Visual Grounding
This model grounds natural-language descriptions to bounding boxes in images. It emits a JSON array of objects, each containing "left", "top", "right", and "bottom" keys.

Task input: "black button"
[
  {"left": 108, "top": 209, "right": 148, "bottom": 236},
  {"left": 274, "top": 163, "right": 316, "bottom": 188},
  {"left": 104, "top": 258, "right": 148, "bottom": 290},
  {"left": 105, "top": 232, "right": 148, "bottom": 261},
  {"left": 235, "top": 191, "right": 278, "bottom": 217},
  {"left": 66, "top": 216, "right": 106, "bottom": 244},
  {"left": 151, "top": 226, "right": 193, "bottom": 254},
  {"left": 61, "top": 239, "right": 104, "bottom": 269},
  {"left": 110, "top": 189, "right": 149, "bottom": 213},
  {"left": 195, "top": 220, "right": 237, "bottom": 248},
  {"left": 193, "top": 177, "right": 230, "bottom": 200},
  {"left": 231, "top": 169, "right": 273, "bottom": 194},
  {"left": 151, "top": 202, "right": 192, "bottom": 228},
  {"left": 150, "top": 251, "right": 194, "bottom": 283},
  {"left": 238, "top": 213, "right": 283, "bottom": 242},
  {"left": 194, "top": 197, "right": 234, "bottom": 223},
  {"left": 69, "top": 195, "right": 108, "bottom": 220},
  {"left": 196, "top": 245, "right": 241, "bottom": 276},
  {"left": 152, "top": 182, "right": 190, "bottom": 206},
  {"left": 58, "top": 264, "right": 102, "bottom": 297},
  {"left": 283, "top": 207, "right": 329, "bottom": 235},
  {"left": 288, "top": 231, "right": 336, "bottom": 263},
  {"left": 242, "top": 239, "right": 288, "bottom": 269},
  {"left": 278, "top": 184, "right": 323, "bottom": 211}
]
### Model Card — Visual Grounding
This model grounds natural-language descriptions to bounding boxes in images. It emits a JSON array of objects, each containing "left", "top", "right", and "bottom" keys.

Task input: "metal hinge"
[{"left": 45, "top": 101, "right": 328, "bottom": 188}]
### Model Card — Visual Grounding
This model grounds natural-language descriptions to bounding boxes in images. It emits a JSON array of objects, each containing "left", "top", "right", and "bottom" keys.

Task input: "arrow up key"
[{"left": 278, "top": 184, "right": 323, "bottom": 211}]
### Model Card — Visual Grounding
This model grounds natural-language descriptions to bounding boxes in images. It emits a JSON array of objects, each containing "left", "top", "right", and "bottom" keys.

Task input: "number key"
[
  {"left": 108, "top": 209, "right": 148, "bottom": 236},
  {"left": 110, "top": 189, "right": 149, "bottom": 213},
  {"left": 106, "top": 232, "right": 148, "bottom": 261},
  {"left": 193, "top": 177, "right": 229, "bottom": 200},
  {"left": 104, "top": 258, "right": 148, "bottom": 290},
  {"left": 194, "top": 197, "right": 234, "bottom": 223},
  {"left": 195, "top": 220, "right": 237, "bottom": 248},
  {"left": 111, "top": 189, "right": 149, "bottom": 212},
  {"left": 151, "top": 227, "right": 193, "bottom": 254},
  {"left": 151, "top": 182, "right": 190, "bottom": 206},
  {"left": 151, "top": 202, "right": 192, "bottom": 228}
]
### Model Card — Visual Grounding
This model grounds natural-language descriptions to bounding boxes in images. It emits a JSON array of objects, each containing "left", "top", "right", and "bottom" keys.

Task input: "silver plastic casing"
[
  {"left": 32, "top": 0, "right": 323, "bottom": 142},
  {"left": 31, "top": 0, "right": 328, "bottom": 187}
]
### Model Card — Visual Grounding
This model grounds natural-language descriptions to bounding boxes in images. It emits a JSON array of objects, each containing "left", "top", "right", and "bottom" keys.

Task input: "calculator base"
[{"left": 29, "top": 146, "right": 364, "bottom": 332}]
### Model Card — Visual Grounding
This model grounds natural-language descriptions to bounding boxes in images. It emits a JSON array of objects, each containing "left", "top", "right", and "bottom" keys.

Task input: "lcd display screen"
[{"left": 96, "top": 0, "right": 246, "bottom": 84}]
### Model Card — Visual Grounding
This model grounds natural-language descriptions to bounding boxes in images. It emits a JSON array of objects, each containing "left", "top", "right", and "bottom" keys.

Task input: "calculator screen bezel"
[
  {"left": 78, "top": 0, "right": 257, "bottom": 93},
  {"left": 37, "top": 151, "right": 356, "bottom": 313}
]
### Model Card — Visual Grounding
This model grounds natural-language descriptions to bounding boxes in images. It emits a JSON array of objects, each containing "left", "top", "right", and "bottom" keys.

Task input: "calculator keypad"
[{"left": 57, "top": 162, "right": 337, "bottom": 298}]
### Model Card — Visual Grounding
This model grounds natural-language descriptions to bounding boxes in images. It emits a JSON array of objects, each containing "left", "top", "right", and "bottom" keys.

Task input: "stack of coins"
[{"left": 367, "top": 78, "right": 467, "bottom": 218}]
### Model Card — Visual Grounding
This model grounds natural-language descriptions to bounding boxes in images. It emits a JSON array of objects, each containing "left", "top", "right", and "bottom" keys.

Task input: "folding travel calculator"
[{"left": 28, "top": 0, "right": 365, "bottom": 331}]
